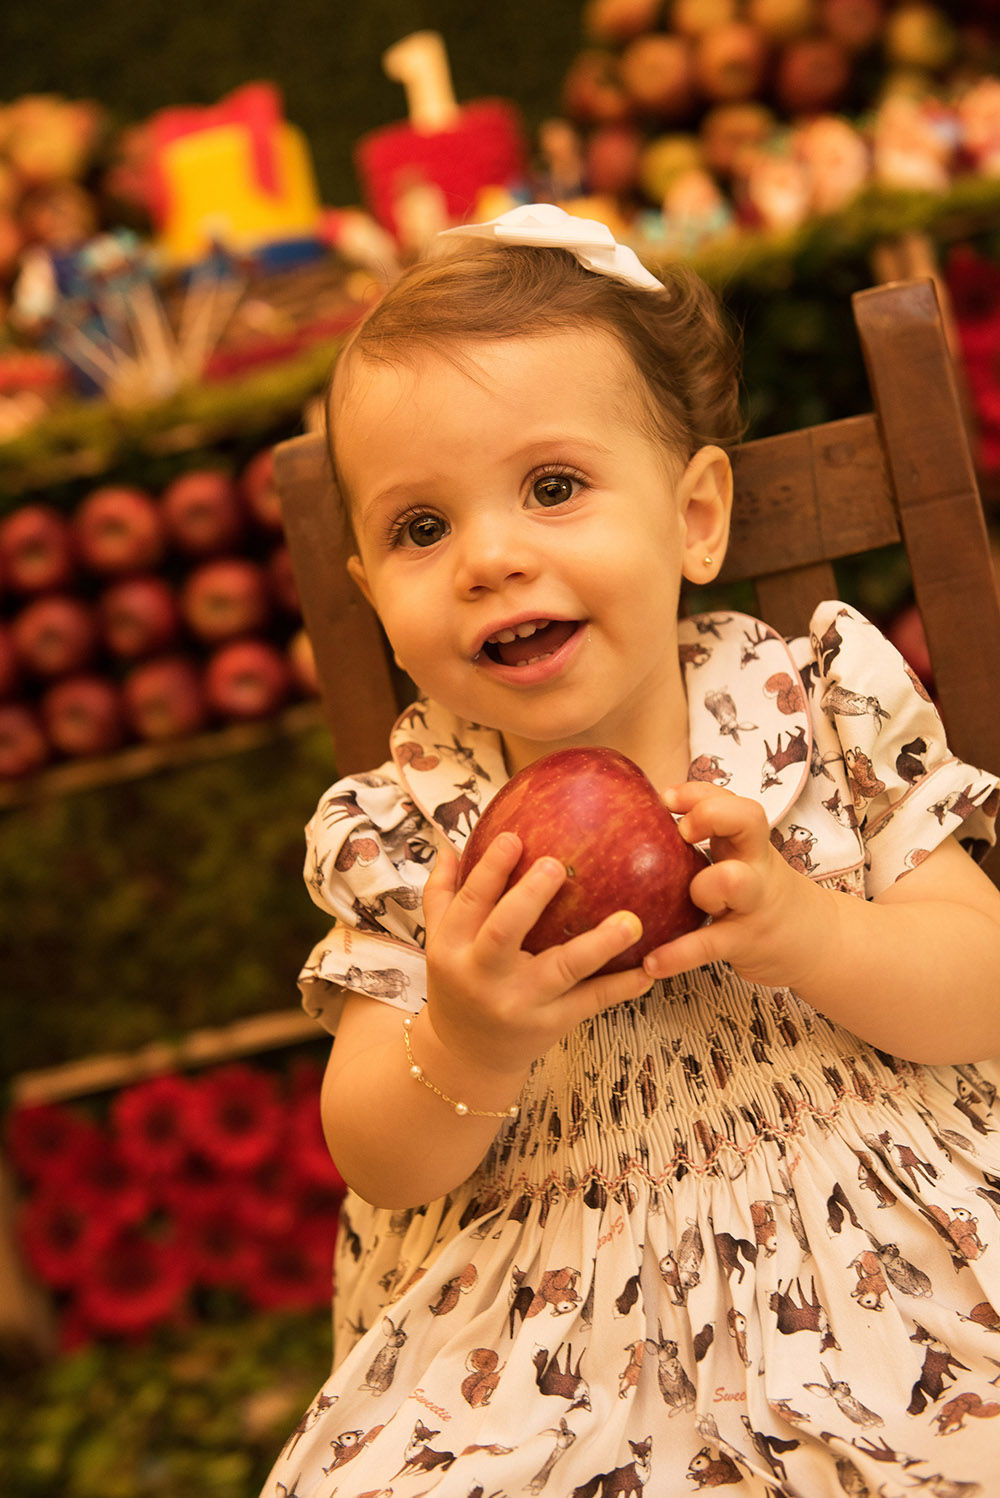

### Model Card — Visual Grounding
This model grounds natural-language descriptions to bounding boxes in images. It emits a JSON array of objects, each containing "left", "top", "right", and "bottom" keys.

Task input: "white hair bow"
[{"left": 438, "top": 203, "right": 664, "bottom": 292}]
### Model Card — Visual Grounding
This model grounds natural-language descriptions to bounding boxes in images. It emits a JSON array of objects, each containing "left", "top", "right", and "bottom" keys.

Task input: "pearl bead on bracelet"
[{"left": 402, "top": 1016, "right": 520, "bottom": 1119}]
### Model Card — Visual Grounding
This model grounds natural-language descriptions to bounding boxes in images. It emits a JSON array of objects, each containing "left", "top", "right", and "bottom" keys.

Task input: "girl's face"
[{"left": 336, "top": 328, "right": 730, "bottom": 781}]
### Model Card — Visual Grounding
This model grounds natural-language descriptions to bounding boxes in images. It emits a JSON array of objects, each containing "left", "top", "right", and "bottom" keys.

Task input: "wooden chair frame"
[{"left": 275, "top": 277, "right": 1000, "bottom": 883}]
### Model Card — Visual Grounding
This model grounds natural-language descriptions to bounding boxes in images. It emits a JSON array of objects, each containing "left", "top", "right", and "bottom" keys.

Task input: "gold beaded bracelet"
[{"left": 402, "top": 1016, "right": 519, "bottom": 1119}]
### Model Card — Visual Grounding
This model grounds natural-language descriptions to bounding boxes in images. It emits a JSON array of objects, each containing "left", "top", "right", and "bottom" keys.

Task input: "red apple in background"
[
  {"left": 585, "top": 123, "right": 643, "bottom": 195},
  {"left": 562, "top": 50, "right": 633, "bottom": 125},
  {"left": 620, "top": 34, "right": 697, "bottom": 119},
  {"left": 672, "top": 0, "right": 738, "bottom": 35},
  {"left": 0, "top": 503, "right": 76, "bottom": 593},
  {"left": 42, "top": 674, "right": 124, "bottom": 757},
  {"left": 204, "top": 638, "right": 291, "bottom": 721},
  {"left": 161, "top": 468, "right": 244, "bottom": 556},
  {"left": 74, "top": 484, "right": 165, "bottom": 575},
  {"left": 774, "top": 35, "right": 851, "bottom": 113},
  {"left": 0, "top": 622, "right": 20, "bottom": 699},
  {"left": 267, "top": 544, "right": 300, "bottom": 616},
  {"left": 239, "top": 447, "right": 284, "bottom": 533},
  {"left": 180, "top": 557, "right": 270, "bottom": 643},
  {"left": 11, "top": 593, "right": 98, "bottom": 677},
  {"left": 695, "top": 22, "right": 770, "bottom": 104},
  {"left": 820, "top": 0, "right": 884, "bottom": 51},
  {"left": 0, "top": 702, "right": 49, "bottom": 778},
  {"left": 457, "top": 747, "right": 708, "bottom": 975},
  {"left": 583, "top": 0, "right": 664, "bottom": 44},
  {"left": 99, "top": 573, "right": 180, "bottom": 659},
  {"left": 122, "top": 655, "right": 207, "bottom": 741}
]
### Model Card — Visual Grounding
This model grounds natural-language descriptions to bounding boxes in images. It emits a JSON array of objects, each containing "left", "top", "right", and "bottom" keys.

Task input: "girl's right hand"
[{"left": 421, "top": 831, "right": 650, "bottom": 1079}]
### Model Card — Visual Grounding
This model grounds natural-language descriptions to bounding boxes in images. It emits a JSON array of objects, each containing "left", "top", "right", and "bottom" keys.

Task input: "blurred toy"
[
  {"left": 871, "top": 92, "right": 954, "bottom": 192},
  {"left": 793, "top": 115, "right": 870, "bottom": 214},
  {"left": 141, "top": 83, "right": 324, "bottom": 265},
  {"left": 659, "top": 166, "right": 734, "bottom": 252},
  {"left": 956, "top": 77, "right": 1000, "bottom": 176},
  {"left": 355, "top": 31, "right": 528, "bottom": 240},
  {"left": 740, "top": 140, "right": 811, "bottom": 230},
  {"left": 13, "top": 229, "right": 244, "bottom": 403}
]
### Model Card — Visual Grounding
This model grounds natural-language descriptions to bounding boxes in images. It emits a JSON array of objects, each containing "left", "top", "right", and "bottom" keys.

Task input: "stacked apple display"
[
  {"left": 558, "top": 0, "right": 992, "bottom": 220},
  {"left": 0, "top": 448, "right": 319, "bottom": 779}
]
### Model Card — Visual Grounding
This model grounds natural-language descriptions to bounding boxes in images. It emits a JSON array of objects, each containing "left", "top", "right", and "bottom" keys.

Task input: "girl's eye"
[
  {"left": 531, "top": 473, "right": 577, "bottom": 508},
  {"left": 396, "top": 512, "right": 448, "bottom": 548}
]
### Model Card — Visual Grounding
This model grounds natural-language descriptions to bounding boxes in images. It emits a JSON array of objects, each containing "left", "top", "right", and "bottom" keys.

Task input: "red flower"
[
  {"left": 111, "top": 1072, "right": 197, "bottom": 1177},
  {"left": 176, "top": 1184, "right": 258, "bottom": 1288},
  {"left": 239, "top": 1218, "right": 336, "bottom": 1312},
  {"left": 183, "top": 1064, "right": 282, "bottom": 1171},
  {"left": 69, "top": 1134, "right": 151, "bottom": 1224},
  {"left": 5, "top": 1102, "right": 102, "bottom": 1185},
  {"left": 18, "top": 1187, "right": 120, "bottom": 1287},
  {"left": 75, "top": 1226, "right": 191, "bottom": 1337}
]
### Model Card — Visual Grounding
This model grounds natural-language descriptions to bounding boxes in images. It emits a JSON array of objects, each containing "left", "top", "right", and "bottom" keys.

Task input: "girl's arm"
[
  {"left": 321, "top": 831, "right": 650, "bottom": 1208},
  {"left": 645, "top": 783, "right": 1000, "bottom": 1063}
]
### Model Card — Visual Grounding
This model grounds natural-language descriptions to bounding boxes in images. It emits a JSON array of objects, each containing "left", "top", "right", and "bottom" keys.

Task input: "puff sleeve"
[
  {"left": 808, "top": 601, "right": 1000, "bottom": 898},
  {"left": 297, "top": 762, "right": 437, "bottom": 1034}
]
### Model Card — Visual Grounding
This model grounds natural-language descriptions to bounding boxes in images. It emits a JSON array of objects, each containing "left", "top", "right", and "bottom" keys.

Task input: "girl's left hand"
[{"left": 642, "top": 781, "right": 832, "bottom": 991}]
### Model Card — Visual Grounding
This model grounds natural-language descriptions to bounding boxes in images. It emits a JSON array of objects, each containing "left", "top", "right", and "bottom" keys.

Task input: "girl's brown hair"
[{"left": 329, "top": 242, "right": 743, "bottom": 488}]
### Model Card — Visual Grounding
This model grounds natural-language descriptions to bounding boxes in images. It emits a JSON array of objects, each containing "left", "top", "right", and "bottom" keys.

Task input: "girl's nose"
[{"left": 452, "top": 516, "right": 537, "bottom": 596}]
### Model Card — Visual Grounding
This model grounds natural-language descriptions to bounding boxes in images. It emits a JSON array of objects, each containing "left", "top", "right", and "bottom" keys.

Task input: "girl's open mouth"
[{"left": 478, "top": 618, "right": 580, "bottom": 668}]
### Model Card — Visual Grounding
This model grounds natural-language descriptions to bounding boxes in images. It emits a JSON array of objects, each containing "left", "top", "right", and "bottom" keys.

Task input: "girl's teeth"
[{"left": 490, "top": 620, "right": 543, "bottom": 645}]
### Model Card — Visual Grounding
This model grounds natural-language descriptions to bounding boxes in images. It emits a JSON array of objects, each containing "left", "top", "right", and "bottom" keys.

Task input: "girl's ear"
[
  {"left": 678, "top": 445, "right": 733, "bottom": 585},
  {"left": 347, "top": 553, "right": 375, "bottom": 607}
]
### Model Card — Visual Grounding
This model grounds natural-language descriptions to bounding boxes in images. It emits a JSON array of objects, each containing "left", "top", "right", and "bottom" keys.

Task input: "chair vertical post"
[
  {"left": 852, "top": 281, "right": 1000, "bottom": 803},
  {"left": 275, "top": 433, "right": 401, "bottom": 776}
]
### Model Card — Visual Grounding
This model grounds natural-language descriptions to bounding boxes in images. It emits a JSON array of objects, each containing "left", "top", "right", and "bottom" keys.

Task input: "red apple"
[
  {"left": 0, "top": 621, "right": 20, "bottom": 698},
  {"left": 161, "top": 468, "right": 245, "bottom": 556},
  {"left": 42, "top": 674, "right": 124, "bottom": 757},
  {"left": 239, "top": 446, "right": 285, "bottom": 533},
  {"left": 99, "top": 573, "right": 180, "bottom": 659},
  {"left": 887, "top": 601, "right": 933, "bottom": 688},
  {"left": 204, "top": 638, "right": 291, "bottom": 721},
  {"left": 457, "top": 747, "right": 708, "bottom": 975},
  {"left": 774, "top": 35, "right": 851, "bottom": 114},
  {"left": 74, "top": 484, "right": 165, "bottom": 576},
  {"left": 11, "top": 593, "right": 98, "bottom": 678},
  {"left": 695, "top": 22, "right": 770, "bottom": 104},
  {"left": 820, "top": 0, "right": 884, "bottom": 52},
  {"left": 583, "top": 0, "right": 664, "bottom": 44},
  {"left": 122, "top": 655, "right": 207, "bottom": 741},
  {"left": 585, "top": 124, "right": 643, "bottom": 196},
  {"left": 620, "top": 34, "right": 697, "bottom": 120},
  {"left": 672, "top": 0, "right": 738, "bottom": 35},
  {"left": 0, "top": 503, "right": 76, "bottom": 593},
  {"left": 180, "top": 557, "right": 271, "bottom": 643},
  {"left": 0, "top": 702, "right": 49, "bottom": 778},
  {"left": 562, "top": 50, "right": 633, "bottom": 126},
  {"left": 267, "top": 544, "right": 301, "bottom": 615}
]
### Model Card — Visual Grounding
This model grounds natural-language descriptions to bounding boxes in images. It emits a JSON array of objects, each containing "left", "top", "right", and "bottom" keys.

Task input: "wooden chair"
[{"left": 275, "top": 277, "right": 1000, "bottom": 884}]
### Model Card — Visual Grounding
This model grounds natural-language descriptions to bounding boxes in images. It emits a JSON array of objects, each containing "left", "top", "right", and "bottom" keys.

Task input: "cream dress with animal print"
[{"left": 261, "top": 603, "right": 1000, "bottom": 1498}]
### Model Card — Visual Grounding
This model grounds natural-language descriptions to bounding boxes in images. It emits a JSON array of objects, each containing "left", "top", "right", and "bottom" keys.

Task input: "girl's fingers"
[
  {"left": 669, "top": 784, "right": 770, "bottom": 858},
  {"left": 474, "top": 854, "right": 570, "bottom": 962},
  {"left": 421, "top": 839, "right": 460, "bottom": 937},
  {"left": 433, "top": 831, "right": 525, "bottom": 940},
  {"left": 535, "top": 909, "right": 646, "bottom": 995}
]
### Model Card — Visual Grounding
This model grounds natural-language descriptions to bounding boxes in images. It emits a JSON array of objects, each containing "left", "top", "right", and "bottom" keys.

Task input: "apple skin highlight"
[{"left": 457, "top": 746, "right": 708, "bottom": 974}]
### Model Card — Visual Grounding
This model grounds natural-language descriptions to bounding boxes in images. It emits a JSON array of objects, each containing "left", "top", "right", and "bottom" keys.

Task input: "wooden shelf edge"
[
  {"left": 9, "top": 1007, "right": 323, "bottom": 1107},
  {"left": 0, "top": 699, "right": 328, "bottom": 811}
]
